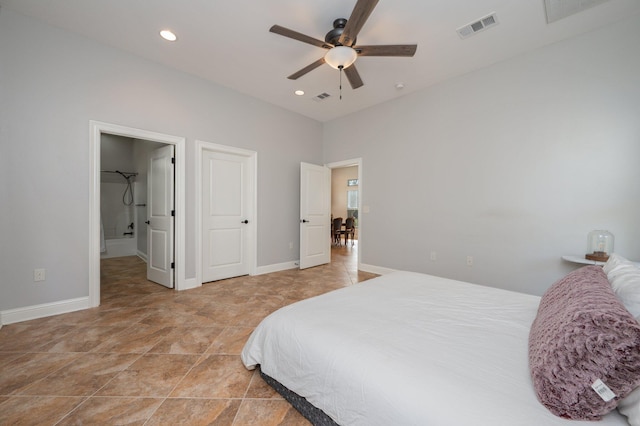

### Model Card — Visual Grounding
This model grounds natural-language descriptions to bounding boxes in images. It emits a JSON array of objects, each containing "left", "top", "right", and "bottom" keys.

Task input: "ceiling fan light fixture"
[
  {"left": 324, "top": 46, "right": 357, "bottom": 70},
  {"left": 160, "top": 30, "right": 177, "bottom": 41}
]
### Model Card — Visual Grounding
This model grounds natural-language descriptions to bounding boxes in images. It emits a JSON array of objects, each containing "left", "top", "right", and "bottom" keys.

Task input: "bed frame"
[{"left": 260, "top": 371, "right": 338, "bottom": 426}]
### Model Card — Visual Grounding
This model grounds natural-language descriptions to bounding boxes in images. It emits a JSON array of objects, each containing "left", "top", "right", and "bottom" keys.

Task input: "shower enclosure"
[{"left": 100, "top": 170, "right": 138, "bottom": 258}]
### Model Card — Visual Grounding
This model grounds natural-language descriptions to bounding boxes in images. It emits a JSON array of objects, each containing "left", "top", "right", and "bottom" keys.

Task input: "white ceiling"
[{"left": 2, "top": 0, "right": 639, "bottom": 122}]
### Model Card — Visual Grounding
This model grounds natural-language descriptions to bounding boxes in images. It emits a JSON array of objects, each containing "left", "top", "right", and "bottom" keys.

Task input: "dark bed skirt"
[{"left": 260, "top": 370, "right": 340, "bottom": 426}]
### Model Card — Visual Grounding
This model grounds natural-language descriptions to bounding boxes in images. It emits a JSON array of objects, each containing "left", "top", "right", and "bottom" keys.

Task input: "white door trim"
[
  {"left": 194, "top": 140, "right": 257, "bottom": 287},
  {"left": 89, "top": 120, "right": 186, "bottom": 307},
  {"left": 326, "top": 158, "right": 363, "bottom": 269}
]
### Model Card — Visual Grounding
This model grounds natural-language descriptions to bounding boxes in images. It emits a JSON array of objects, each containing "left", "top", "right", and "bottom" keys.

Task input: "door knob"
[
  {"left": 301, "top": 219, "right": 309, "bottom": 223},
  {"left": 145, "top": 220, "right": 150, "bottom": 225},
  {"left": 241, "top": 220, "right": 249, "bottom": 224}
]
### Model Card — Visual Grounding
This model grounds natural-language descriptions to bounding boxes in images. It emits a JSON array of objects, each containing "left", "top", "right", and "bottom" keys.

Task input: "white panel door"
[
  {"left": 202, "top": 150, "right": 251, "bottom": 282},
  {"left": 300, "top": 162, "right": 330, "bottom": 269},
  {"left": 147, "top": 145, "right": 174, "bottom": 288}
]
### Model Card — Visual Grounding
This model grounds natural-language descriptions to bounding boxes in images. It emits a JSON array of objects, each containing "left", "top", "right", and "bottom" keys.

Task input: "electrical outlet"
[
  {"left": 34, "top": 268, "right": 46, "bottom": 282},
  {"left": 466, "top": 256, "right": 474, "bottom": 266},
  {"left": 430, "top": 251, "right": 437, "bottom": 261},
  {"left": 289, "top": 242, "right": 293, "bottom": 249}
]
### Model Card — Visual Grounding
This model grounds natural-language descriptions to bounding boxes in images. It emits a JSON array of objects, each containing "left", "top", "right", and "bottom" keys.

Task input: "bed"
[{"left": 242, "top": 255, "right": 640, "bottom": 425}]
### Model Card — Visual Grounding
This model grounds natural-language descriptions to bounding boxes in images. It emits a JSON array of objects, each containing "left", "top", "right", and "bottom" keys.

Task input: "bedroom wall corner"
[{"left": 322, "top": 14, "right": 640, "bottom": 296}]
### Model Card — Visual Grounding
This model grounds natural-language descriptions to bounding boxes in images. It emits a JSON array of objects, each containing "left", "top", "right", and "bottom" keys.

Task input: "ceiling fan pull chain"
[{"left": 339, "top": 65, "right": 343, "bottom": 100}]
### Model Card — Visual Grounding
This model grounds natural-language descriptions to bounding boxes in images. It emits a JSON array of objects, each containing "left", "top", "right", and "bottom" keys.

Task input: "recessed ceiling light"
[
  {"left": 294, "top": 90, "right": 305, "bottom": 96},
  {"left": 160, "top": 30, "right": 177, "bottom": 41}
]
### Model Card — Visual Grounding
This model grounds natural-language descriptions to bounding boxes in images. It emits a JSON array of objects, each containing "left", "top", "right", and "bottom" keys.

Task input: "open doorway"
[
  {"left": 327, "top": 158, "right": 362, "bottom": 270},
  {"left": 100, "top": 135, "right": 166, "bottom": 260},
  {"left": 331, "top": 165, "right": 359, "bottom": 245},
  {"left": 89, "top": 121, "right": 186, "bottom": 308},
  {"left": 99, "top": 135, "right": 173, "bottom": 289}
]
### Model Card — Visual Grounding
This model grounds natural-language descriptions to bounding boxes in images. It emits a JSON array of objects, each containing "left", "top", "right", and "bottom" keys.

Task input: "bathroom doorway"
[
  {"left": 89, "top": 121, "right": 186, "bottom": 308},
  {"left": 100, "top": 135, "right": 172, "bottom": 285},
  {"left": 100, "top": 134, "right": 146, "bottom": 260}
]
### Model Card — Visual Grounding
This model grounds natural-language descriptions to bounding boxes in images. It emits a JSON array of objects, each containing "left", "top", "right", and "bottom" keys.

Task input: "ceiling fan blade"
[
  {"left": 344, "top": 64, "right": 364, "bottom": 89},
  {"left": 356, "top": 44, "right": 417, "bottom": 57},
  {"left": 270, "top": 25, "right": 333, "bottom": 49},
  {"left": 287, "top": 57, "right": 326, "bottom": 80},
  {"left": 339, "top": 0, "right": 379, "bottom": 47}
]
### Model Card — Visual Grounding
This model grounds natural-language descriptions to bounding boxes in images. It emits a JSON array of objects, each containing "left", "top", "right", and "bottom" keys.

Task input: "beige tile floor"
[{"left": 0, "top": 242, "right": 376, "bottom": 425}]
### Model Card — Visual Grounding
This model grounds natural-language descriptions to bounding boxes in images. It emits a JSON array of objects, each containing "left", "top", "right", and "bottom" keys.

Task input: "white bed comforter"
[{"left": 241, "top": 271, "right": 628, "bottom": 426}]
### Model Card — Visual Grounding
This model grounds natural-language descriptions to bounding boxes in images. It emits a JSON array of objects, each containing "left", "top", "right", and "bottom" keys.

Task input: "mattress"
[{"left": 241, "top": 271, "right": 628, "bottom": 425}]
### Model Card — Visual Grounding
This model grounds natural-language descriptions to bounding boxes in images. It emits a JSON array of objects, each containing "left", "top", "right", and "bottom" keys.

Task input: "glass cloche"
[{"left": 585, "top": 230, "right": 614, "bottom": 262}]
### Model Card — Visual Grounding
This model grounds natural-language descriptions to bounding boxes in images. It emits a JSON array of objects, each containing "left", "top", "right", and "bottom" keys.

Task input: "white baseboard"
[
  {"left": 0, "top": 297, "right": 90, "bottom": 326},
  {"left": 358, "top": 263, "right": 397, "bottom": 276},
  {"left": 179, "top": 277, "right": 199, "bottom": 291},
  {"left": 137, "top": 251, "right": 148, "bottom": 262},
  {"left": 255, "top": 261, "right": 299, "bottom": 275},
  {"left": 0, "top": 263, "right": 391, "bottom": 326},
  {"left": 253, "top": 261, "right": 392, "bottom": 277}
]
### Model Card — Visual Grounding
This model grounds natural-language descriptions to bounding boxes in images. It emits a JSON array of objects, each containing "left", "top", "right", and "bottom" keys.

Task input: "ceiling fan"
[{"left": 270, "top": 0, "right": 417, "bottom": 90}]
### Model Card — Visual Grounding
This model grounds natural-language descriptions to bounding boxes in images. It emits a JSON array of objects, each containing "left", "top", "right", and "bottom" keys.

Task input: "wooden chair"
[
  {"left": 344, "top": 217, "right": 356, "bottom": 246},
  {"left": 332, "top": 217, "right": 343, "bottom": 246}
]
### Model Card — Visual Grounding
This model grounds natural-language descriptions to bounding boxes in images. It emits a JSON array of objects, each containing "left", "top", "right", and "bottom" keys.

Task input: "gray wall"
[
  {"left": 0, "top": 9, "right": 322, "bottom": 311},
  {"left": 2, "top": 7, "right": 639, "bottom": 315},
  {"left": 324, "top": 14, "right": 640, "bottom": 296}
]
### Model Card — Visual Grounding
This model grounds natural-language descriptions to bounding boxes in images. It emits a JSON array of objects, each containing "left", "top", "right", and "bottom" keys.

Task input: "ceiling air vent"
[
  {"left": 313, "top": 92, "right": 331, "bottom": 102},
  {"left": 456, "top": 13, "right": 499, "bottom": 39}
]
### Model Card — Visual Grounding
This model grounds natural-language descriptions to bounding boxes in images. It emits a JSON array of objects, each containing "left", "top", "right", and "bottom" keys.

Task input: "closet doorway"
[
  {"left": 89, "top": 121, "right": 186, "bottom": 308},
  {"left": 194, "top": 140, "right": 257, "bottom": 286}
]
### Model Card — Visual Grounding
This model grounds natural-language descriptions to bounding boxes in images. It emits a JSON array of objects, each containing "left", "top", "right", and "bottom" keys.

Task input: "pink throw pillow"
[{"left": 528, "top": 266, "right": 640, "bottom": 420}]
